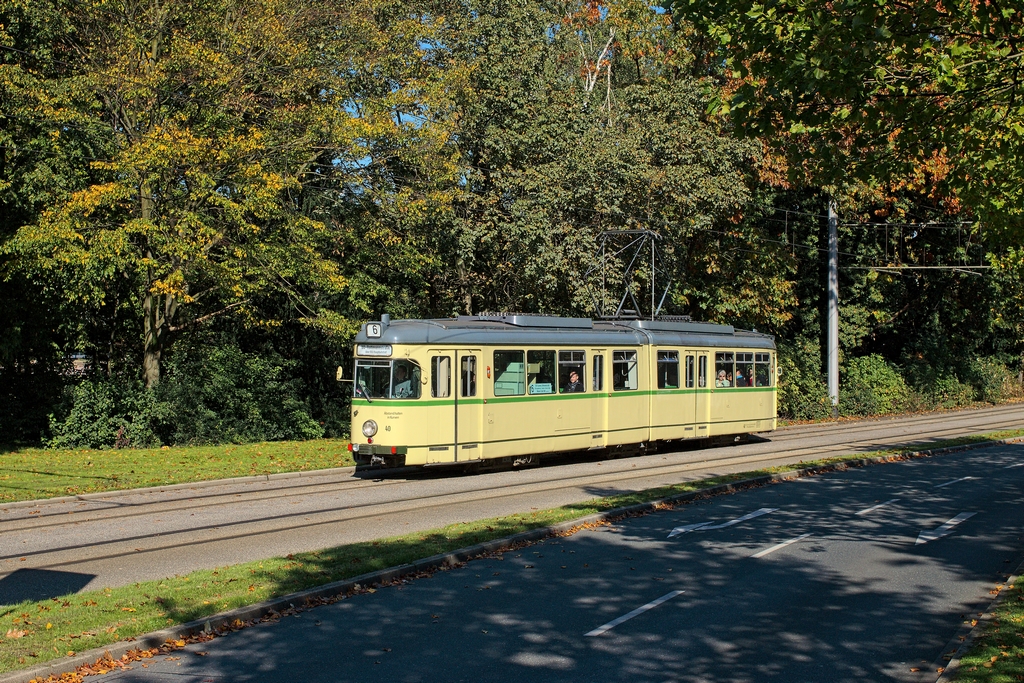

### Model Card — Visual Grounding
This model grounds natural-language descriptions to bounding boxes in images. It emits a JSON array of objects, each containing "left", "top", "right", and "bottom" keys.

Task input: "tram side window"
[
  {"left": 613, "top": 350, "right": 638, "bottom": 391},
  {"left": 593, "top": 355, "right": 604, "bottom": 392},
  {"left": 735, "top": 353, "right": 754, "bottom": 388},
  {"left": 698, "top": 356, "right": 707, "bottom": 387},
  {"left": 715, "top": 352, "right": 734, "bottom": 387},
  {"left": 527, "top": 350, "right": 555, "bottom": 395},
  {"left": 431, "top": 356, "right": 450, "bottom": 398},
  {"left": 559, "top": 351, "right": 586, "bottom": 393},
  {"left": 493, "top": 350, "right": 525, "bottom": 396},
  {"left": 657, "top": 351, "right": 679, "bottom": 389},
  {"left": 461, "top": 356, "right": 477, "bottom": 397},
  {"left": 755, "top": 353, "right": 772, "bottom": 387},
  {"left": 685, "top": 355, "right": 695, "bottom": 389}
]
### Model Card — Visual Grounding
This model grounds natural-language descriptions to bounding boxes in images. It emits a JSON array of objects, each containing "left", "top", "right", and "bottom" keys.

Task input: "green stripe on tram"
[{"left": 352, "top": 386, "right": 774, "bottom": 408}]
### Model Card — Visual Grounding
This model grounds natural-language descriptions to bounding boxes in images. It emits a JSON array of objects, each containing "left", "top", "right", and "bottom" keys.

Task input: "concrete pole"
[{"left": 827, "top": 197, "right": 840, "bottom": 414}]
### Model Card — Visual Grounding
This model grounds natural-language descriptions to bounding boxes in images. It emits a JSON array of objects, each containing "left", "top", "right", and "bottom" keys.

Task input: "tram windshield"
[{"left": 354, "top": 359, "right": 421, "bottom": 400}]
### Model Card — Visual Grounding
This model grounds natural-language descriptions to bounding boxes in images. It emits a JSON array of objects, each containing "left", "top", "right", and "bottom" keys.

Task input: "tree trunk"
[
  {"left": 143, "top": 288, "right": 161, "bottom": 388},
  {"left": 140, "top": 181, "right": 166, "bottom": 389},
  {"left": 457, "top": 261, "right": 473, "bottom": 315}
]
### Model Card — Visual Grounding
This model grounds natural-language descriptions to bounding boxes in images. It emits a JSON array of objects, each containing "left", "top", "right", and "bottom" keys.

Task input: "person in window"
[
  {"left": 716, "top": 370, "right": 730, "bottom": 387},
  {"left": 735, "top": 369, "right": 747, "bottom": 387},
  {"left": 393, "top": 365, "right": 414, "bottom": 398},
  {"left": 563, "top": 370, "right": 583, "bottom": 393}
]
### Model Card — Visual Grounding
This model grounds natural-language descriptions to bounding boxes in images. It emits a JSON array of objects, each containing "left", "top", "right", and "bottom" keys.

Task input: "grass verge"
[
  {"left": 953, "top": 581, "right": 1024, "bottom": 682},
  {"left": 2, "top": 429, "right": 1023, "bottom": 676},
  {"left": 0, "top": 441, "right": 354, "bottom": 504}
]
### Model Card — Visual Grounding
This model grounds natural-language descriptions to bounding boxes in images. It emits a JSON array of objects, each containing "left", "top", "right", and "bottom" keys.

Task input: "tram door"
[
  {"left": 590, "top": 350, "right": 608, "bottom": 448},
  {"left": 693, "top": 351, "right": 711, "bottom": 438},
  {"left": 426, "top": 350, "right": 457, "bottom": 464},
  {"left": 456, "top": 351, "right": 484, "bottom": 460}
]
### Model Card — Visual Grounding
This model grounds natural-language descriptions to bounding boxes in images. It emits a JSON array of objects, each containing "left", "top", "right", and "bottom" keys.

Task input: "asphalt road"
[
  {"left": 97, "top": 440, "right": 1024, "bottom": 683},
  {"left": 1, "top": 403, "right": 1023, "bottom": 604}
]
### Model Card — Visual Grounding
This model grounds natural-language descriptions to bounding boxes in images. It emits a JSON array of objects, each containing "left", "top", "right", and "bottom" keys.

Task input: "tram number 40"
[{"left": 385, "top": 425, "right": 392, "bottom": 432}]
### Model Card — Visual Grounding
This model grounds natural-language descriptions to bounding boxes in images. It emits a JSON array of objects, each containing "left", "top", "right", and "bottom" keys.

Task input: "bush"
[
  {"left": 153, "top": 343, "right": 324, "bottom": 445},
  {"left": 840, "top": 355, "right": 911, "bottom": 416},
  {"left": 46, "top": 378, "right": 160, "bottom": 449},
  {"left": 926, "top": 375, "right": 975, "bottom": 409},
  {"left": 964, "top": 357, "right": 1013, "bottom": 403},
  {"left": 45, "top": 342, "right": 326, "bottom": 448},
  {"left": 776, "top": 340, "right": 832, "bottom": 421}
]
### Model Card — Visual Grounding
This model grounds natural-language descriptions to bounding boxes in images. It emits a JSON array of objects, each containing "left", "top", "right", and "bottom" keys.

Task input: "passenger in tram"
[
  {"left": 735, "top": 369, "right": 747, "bottom": 387},
  {"left": 562, "top": 370, "right": 583, "bottom": 393},
  {"left": 716, "top": 370, "right": 730, "bottom": 387}
]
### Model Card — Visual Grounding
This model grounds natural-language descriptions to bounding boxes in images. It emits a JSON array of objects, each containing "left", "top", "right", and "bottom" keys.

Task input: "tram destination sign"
[{"left": 356, "top": 344, "right": 392, "bottom": 357}]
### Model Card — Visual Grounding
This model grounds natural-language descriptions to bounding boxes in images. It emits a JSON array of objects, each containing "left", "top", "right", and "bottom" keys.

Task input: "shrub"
[
  {"left": 153, "top": 343, "right": 324, "bottom": 445},
  {"left": 46, "top": 378, "right": 160, "bottom": 449},
  {"left": 776, "top": 340, "right": 832, "bottom": 421},
  {"left": 964, "top": 357, "right": 1013, "bottom": 403},
  {"left": 840, "top": 355, "right": 911, "bottom": 416},
  {"left": 926, "top": 375, "right": 975, "bottom": 409}
]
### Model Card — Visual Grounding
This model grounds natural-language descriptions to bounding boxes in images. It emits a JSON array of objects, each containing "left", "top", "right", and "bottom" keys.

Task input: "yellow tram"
[{"left": 346, "top": 314, "right": 776, "bottom": 468}]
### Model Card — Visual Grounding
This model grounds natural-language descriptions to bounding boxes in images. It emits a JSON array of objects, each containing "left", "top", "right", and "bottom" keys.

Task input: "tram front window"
[{"left": 354, "top": 360, "right": 421, "bottom": 399}]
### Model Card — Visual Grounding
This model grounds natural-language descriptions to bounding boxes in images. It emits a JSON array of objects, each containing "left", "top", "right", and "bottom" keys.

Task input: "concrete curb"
[{"left": 3, "top": 435, "right": 1022, "bottom": 683}]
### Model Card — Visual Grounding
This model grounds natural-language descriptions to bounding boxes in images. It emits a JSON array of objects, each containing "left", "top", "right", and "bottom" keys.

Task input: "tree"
[
  {"left": 992, "top": 248, "right": 1024, "bottom": 383},
  {"left": 3, "top": 0, "right": 366, "bottom": 387},
  {"left": 664, "top": 0, "right": 1024, "bottom": 234},
  {"left": 368, "top": 0, "right": 797, "bottom": 328}
]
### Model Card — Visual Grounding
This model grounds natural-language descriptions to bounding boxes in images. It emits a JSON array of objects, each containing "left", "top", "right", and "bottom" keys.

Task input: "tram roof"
[{"left": 353, "top": 315, "right": 775, "bottom": 350}]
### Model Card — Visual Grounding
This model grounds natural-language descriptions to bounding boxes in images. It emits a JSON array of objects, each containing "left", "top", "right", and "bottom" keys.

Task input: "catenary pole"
[{"left": 827, "top": 197, "right": 840, "bottom": 414}]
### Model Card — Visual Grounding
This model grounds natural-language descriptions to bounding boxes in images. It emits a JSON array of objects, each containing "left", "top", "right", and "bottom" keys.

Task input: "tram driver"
[{"left": 393, "top": 364, "right": 414, "bottom": 398}]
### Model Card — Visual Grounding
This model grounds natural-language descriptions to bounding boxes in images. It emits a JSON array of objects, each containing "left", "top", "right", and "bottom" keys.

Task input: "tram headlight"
[{"left": 361, "top": 420, "right": 378, "bottom": 438}]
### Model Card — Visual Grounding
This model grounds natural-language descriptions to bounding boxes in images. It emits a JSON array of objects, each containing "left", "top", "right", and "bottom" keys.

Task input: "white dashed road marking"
[
  {"left": 584, "top": 590, "right": 685, "bottom": 637},
  {"left": 751, "top": 533, "right": 812, "bottom": 558},
  {"left": 935, "top": 476, "right": 974, "bottom": 489},
  {"left": 667, "top": 508, "right": 777, "bottom": 538},
  {"left": 856, "top": 499, "right": 899, "bottom": 516},
  {"left": 916, "top": 512, "right": 976, "bottom": 545}
]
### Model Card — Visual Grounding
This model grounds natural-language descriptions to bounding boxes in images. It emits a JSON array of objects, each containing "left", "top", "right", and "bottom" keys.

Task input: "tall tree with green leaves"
[
  {"left": 374, "top": 0, "right": 797, "bottom": 328},
  {"left": 2, "top": 0, "right": 389, "bottom": 387},
  {"left": 663, "top": 0, "right": 1024, "bottom": 234}
]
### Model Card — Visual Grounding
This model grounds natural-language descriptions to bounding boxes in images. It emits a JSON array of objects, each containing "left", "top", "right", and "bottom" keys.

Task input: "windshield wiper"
[{"left": 356, "top": 381, "right": 373, "bottom": 403}]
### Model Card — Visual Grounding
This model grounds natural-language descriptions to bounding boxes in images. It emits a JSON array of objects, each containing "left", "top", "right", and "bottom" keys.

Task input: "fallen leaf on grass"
[{"left": 6, "top": 629, "right": 27, "bottom": 639}]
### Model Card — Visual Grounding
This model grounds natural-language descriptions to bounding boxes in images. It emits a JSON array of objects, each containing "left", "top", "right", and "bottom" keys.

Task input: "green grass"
[
  {"left": 953, "top": 581, "right": 1024, "bottom": 682},
  {"left": 2, "top": 428, "right": 1023, "bottom": 675},
  {"left": 0, "top": 440, "right": 355, "bottom": 504}
]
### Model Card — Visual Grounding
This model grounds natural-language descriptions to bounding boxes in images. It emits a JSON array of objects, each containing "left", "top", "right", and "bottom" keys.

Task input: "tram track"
[
  {"left": 3, "top": 404, "right": 1022, "bottom": 540},
  {"left": 5, "top": 403, "right": 1019, "bottom": 540},
  {"left": 2, "top": 403, "right": 1022, "bottom": 592}
]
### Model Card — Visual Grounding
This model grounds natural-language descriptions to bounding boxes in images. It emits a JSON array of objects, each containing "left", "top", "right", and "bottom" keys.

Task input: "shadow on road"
[{"left": 105, "top": 444, "right": 1024, "bottom": 683}]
